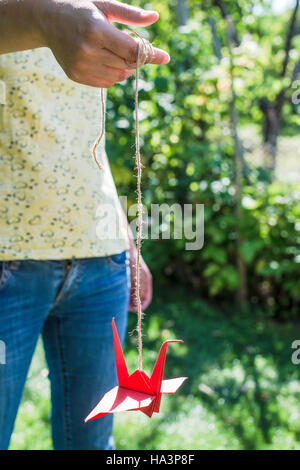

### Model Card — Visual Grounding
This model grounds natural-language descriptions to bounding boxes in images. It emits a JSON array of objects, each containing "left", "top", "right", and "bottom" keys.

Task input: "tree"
[{"left": 259, "top": 0, "right": 300, "bottom": 177}]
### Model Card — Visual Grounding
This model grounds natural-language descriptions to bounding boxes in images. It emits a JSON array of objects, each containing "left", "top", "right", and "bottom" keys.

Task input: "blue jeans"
[{"left": 0, "top": 252, "right": 130, "bottom": 450}]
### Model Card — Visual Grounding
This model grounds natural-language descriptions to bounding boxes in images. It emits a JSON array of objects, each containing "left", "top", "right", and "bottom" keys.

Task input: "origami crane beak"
[{"left": 150, "top": 338, "right": 183, "bottom": 393}]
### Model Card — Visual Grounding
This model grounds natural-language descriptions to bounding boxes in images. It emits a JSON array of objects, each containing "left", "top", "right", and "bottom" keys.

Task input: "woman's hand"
[
  {"left": 37, "top": 0, "right": 170, "bottom": 87},
  {"left": 0, "top": 0, "right": 170, "bottom": 87}
]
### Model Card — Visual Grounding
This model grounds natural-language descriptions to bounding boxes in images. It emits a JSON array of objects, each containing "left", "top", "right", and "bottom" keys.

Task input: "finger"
[
  {"left": 98, "top": 64, "right": 134, "bottom": 82},
  {"left": 141, "top": 299, "right": 149, "bottom": 310},
  {"left": 141, "top": 279, "right": 153, "bottom": 310},
  {"left": 129, "top": 303, "right": 138, "bottom": 313},
  {"left": 77, "top": 60, "right": 134, "bottom": 85},
  {"left": 94, "top": 0, "right": 159, "bottom": 26},
  {"left": 124, "top": 44, "right": 170, "bottom": 67},
  {"left": 71, "top": 70, "right": 132, "bottom": 88},
  {"left": 99, "top": 22, "right": 170, "bottom": 65},
  {"left": 141, "top": 294, "right": 151, "bottom": 310},
  {"left": 129, "top": 288, "right": 138, "bottom": 312},
  {"left": 71, "top": 76, "right": 114, "bottom": 88},
  {"left": 84, "top": 77, "right": 117, "bottom": 88},
  {"left": 148, "top": 46, "right": 170, "bottom": 65},
  {"left": 99, "top": 48, "right": 136, "bottom": 70},
  {"left": 143, "top": 286, "right": 152, "bottom": 308}
]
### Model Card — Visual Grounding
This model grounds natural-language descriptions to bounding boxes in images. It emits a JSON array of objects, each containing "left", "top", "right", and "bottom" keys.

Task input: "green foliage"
[
  {"left": 141, "top": 179, "right": 300, "bottom": 320},
  {"left": 106, "top": 1, "right": 299, "bottom": 320}
]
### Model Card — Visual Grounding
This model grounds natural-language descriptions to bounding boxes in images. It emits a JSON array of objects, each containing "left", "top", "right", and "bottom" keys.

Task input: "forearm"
[{"left": 0, "top": 0, "right": 48, "bottom": 54}]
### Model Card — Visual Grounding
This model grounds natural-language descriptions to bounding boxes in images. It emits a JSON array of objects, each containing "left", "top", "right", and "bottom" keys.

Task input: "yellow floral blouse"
[{"left": 0, "top": 48, "right": 129, "bottom": 260}]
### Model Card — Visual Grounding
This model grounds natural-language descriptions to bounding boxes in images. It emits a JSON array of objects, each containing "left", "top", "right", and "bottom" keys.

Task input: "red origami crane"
[{"left": 85, "top": 319, "right": 187, "bottom": 421}]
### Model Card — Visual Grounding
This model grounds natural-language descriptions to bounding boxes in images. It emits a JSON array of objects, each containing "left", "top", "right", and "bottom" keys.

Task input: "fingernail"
[
  {"left": 163, "top": 53, "right": 171, "bottom": 64},
  {"left": 141, "top": 10, "right": 159, "bottom": 17}
]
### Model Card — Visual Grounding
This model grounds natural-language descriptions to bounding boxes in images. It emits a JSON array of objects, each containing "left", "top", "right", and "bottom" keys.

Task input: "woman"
[{"left": 0, "top": 0, "right": 169, "bottom": 450}]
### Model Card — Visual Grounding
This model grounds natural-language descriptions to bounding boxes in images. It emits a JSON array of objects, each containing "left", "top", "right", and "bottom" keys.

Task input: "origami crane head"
[{"left": 85, "top": 318, "right": 187, "bottom": 421}]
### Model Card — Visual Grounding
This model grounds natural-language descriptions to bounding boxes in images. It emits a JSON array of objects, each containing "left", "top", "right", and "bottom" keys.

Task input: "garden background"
[{"left": 10, "top": 0, "right": 300, "bottom": 450}]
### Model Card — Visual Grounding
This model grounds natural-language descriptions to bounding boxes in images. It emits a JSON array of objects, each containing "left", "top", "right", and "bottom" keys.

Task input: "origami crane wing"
[
  {"left": 161, "top": 377, "right": 188, "bottom": 394},
  {"left": 85, "top": 386, "right": 156, "bottom": 421},
  {"left": 85, "top": 376, "right": 188, "bottom": 422}
]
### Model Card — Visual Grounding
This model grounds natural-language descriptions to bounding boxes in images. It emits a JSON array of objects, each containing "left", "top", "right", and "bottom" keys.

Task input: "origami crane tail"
[
  {"left": 112, "top": 318, "right": 129, "bottom": 385},
  {"left": 152, "top": 393, "right": 162, "bottom": 414},
  {"left": 150, "top": 340, "right": 183, "bottom": 394}
]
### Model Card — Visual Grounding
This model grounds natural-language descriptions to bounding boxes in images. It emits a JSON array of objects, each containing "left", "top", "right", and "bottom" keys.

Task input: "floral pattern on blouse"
[{"left": 0, "top": 48, "right": 129, "bottom": 260}]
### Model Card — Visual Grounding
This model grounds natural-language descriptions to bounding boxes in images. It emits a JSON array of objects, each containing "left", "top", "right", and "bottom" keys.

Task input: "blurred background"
[{"left": 10, "top": 0, "right": 300, "bottom": 450}]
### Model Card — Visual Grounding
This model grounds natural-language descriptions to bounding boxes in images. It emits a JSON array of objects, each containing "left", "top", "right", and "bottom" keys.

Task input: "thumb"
[{"left": 94, "top": 0, "right": 159, "bottom": 26}]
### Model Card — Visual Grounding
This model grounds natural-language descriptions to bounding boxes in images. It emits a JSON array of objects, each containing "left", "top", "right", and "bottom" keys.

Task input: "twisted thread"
[{"left": 92, "top": 32, "right": 154, "bottom": 371}]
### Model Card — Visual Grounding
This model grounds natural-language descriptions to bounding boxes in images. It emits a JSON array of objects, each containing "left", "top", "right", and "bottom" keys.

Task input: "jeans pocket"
[
  {"left": 0, "top": 261, "right": 21, "bottom": 291},
  {"left": 0, "top": 262, "right": 10, "bottom": 291},
  {"left": 106, "top": 250, "right": 128, "bottom": 271}
]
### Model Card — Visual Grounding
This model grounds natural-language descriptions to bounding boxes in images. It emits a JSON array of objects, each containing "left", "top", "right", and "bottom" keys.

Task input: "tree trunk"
[
  {"left": 259, "top": 99, "right": 280, "bottom": 177},
  {"left": 227, "top": 17, "right": 248, "bottom": 310},
  {"left": 206, "top": 2, "right": 248, "bottom": 309},
  {"left": 175, "top": 0, "right": 189, "bottom": 26},
  {"left": 208, "top": 17, "right": 222, "bottom": 60}
]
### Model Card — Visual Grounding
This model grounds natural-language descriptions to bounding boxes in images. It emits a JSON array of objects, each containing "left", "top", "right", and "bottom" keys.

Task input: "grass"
[{"left": 9, "top": 285, "right": 300, "bottom": 450}]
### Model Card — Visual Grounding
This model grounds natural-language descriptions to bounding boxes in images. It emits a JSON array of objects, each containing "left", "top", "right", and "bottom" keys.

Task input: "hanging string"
[
  {"left": 92, "top": 32, "right": 154, "bottom": 371},
  {"left": 134, "top": 41, "right": 144, "bottom": 370},
  {"left": 92, "top": 87, "right": 105, "bottom": 171},
  {"left": 128, "top": 32, "right": 153, "bottom": 371}
]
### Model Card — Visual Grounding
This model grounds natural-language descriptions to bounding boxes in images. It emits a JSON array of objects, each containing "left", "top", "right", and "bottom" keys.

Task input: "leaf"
[
  {"left": 241, "top": 240, "right": 264, "bottom": 263},
  {"left": 204, "top": 263, "right": 220, "bottom": 277}
]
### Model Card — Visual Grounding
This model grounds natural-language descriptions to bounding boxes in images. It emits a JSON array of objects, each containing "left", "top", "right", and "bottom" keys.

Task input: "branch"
[
  {"left": 281, "top": 0, "right": 300, "bottom": 78},
  {"left": 208, "top": 16, "right": 222, "bottom": 60},
  {"left": 212, "top": 0, "right": 240, "bottom": 46},
  {"left": 271, "top": 0, "right": 300, "bottom": 115},
  {"left": 275, "top": 59, "right": 300, "bottom": 114},
  {"left": 292, "top": 59, "right": 300, "bottom": 81}
]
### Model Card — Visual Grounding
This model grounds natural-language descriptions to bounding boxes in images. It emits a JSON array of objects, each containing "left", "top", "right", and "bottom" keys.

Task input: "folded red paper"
[{"left": 85, "top": 318, "right": 187, "bottom": 421}]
